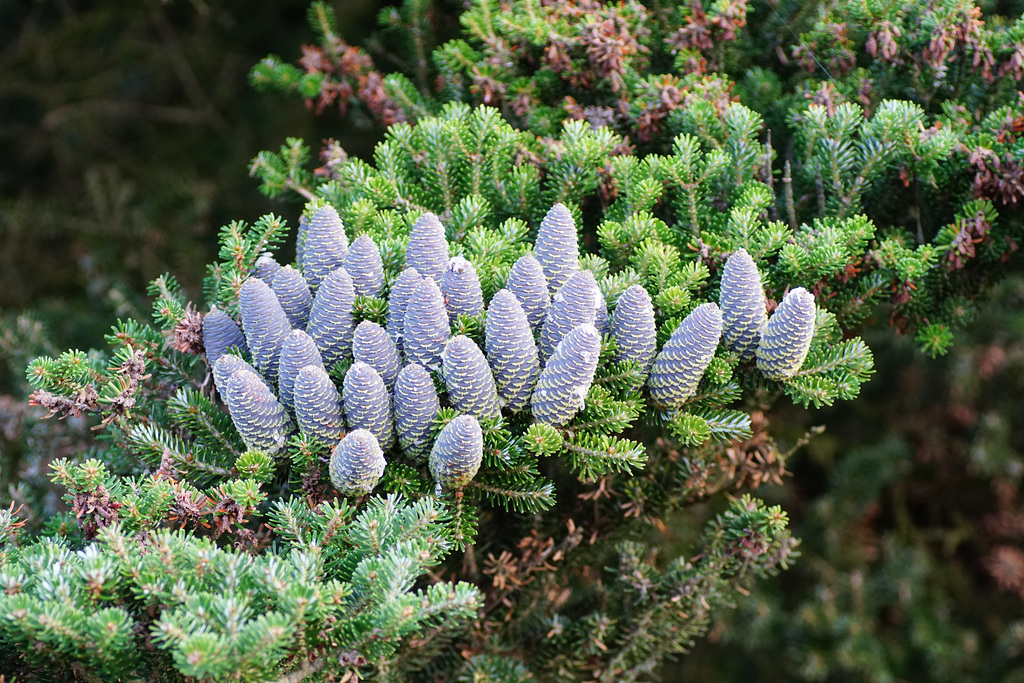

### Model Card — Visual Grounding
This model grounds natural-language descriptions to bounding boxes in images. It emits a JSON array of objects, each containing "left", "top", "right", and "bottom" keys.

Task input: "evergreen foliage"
[{"left": 5, "top": 0, "right": 1023, "bottom": 679}]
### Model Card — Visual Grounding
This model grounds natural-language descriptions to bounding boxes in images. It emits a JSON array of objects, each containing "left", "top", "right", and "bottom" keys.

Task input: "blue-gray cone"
[
  {"left": 203, "top": 307, "right": 247, "bottom": 368},
  {"left": 213, "top": 354, "right": 259, "bottom": 404},
  {"left": 442, "top": 335, "right": 500, "bottom": 421},
  {"left": 353, "top": 321, "right": 401, "bottom": 392},
  {"left": 719, "top": 248, "right": 767, "bottom": 361},
  {"left": 756, "top": 287, "right": 816, "bottom": 380},
  {"left": 610, "top": 284, "right": 656, "bottom": 371},
  {"left": 440, "top": 256, "right": 484, "bottom": 322},
  {"left": 386, "top": 267, "right": 423, "bottom": 355},
  {"left": 329, "top": 429, "right": 386, "bottom": 497},
  {"left": 647, "top": 303, "right": 722, "bottom": 408},
  {"left": 344, "top": 233, "right": 385, "bottom": 298},
  {"left": 534, "top": 203, "right": 579, "bottom": 296},
  {"left": 239, "top": 277, "right": 292, "bottom": 385},
  {"left": 506, "top": 253, "right": 550, "bottom": 330},
  {"left": 429, "top": 414, "right": 483, "bottom": 490},
  {"left": 538, "top": 269, "right": 598, "bottom": 364},
  {"left": 485, "top": 289, "right": 539, "bottom": 412},
  {"left": 224, "top": 368, "right": 293, "bottom": 455},
  {"left": 393, "top": 363, "right": 439, "bottom": 460},
  {"left": 270, "top": 265, "right": 313, "bottom": 331},
  {"left": 293, "top": 364, "right": 344, "bottom": 448},
  {"left": 302, "top": 204, "right": 349, "bottom": 291},
  {"left": 252, "top": 252, "right": 281, "bottom": 285},
  {"left": 594, "top": 288, "right": 609, "bottom": 337},
  {"left": 402, "top": 277, "right": 450, "bottom": 370},
  {"left": 296, "top": 213, "right": 309, "bottom": 272},
  {"left": 277, "top": 329, "right": 324, "bottom": 413},
  {"left": 307, "top": 267, "right": 356, "bottom": 368},
  {"left": 406, "top": 212, "right": 449, "bottom": 284},
  {"left": 342, "top": 361, "right": 394, "bottom": 450},
  {"left": 530, "top": 323, "right": 602, "bottom": 426}
]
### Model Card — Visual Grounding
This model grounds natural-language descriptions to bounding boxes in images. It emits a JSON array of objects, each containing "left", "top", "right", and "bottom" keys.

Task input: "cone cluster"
[{"left": 207, "top": 204, "right": 817, "bottom": 496}]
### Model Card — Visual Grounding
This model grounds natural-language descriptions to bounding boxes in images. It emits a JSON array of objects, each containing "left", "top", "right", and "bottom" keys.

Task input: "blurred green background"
[{"left": 1, "top": 1, "right": 1022, "bottom": 681}]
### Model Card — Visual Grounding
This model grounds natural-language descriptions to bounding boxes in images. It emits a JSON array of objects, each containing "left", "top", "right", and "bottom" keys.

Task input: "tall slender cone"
[
  {"left": 213, "top": 354, "right": 258, "bottom": 403},
  {"left": 252, "top": 252, "right": 281, "bottom": 284},
  {"left": 203, "top": 307, "right": 247, "bottom": 368},
  {"left": 530, "top": 324, "right": 602, "bottom": 426},
  {"left": 294, "top": 364, "right": 344, "bottom": 447},
  {"left": 386, "top": 267, "right": 423, "bottom": 355},
  {"left": 307, "top": 267, "right": 356, "bottom": 368},
  {"left": 720, "top": 248, "right": 767, "bottom": 361},
  {"left": 485, "top": 289, "right": 539, "bottom": 412},
  {"left": 534, "top": 203, "right": 579, "bottom": 296},
  {"left": 329, "top": 429, "right": 386, "bottom": 496},
  {"left": 506, "top": 253, "right": 550, "bottom": 330},
  {"left": 342, "top": 361, "right": 394, "bottom": 449},
  {"left": 393, "top": 363, "right": 439, "bottom": 460},
  {"left": 594, "top": 288, "right": 609, "bottom": 336},
  {"left": 353, "top": 321, "right": 401, "bottom": 391},
  {"left": 239, "top": 277, "right": 291, "bottom": 385},
  {"left": 440, "top": 256, "right": 484, "bottom": 322},
  {"left": 429, "top": 415, "right": 483, "bottom": 491},
  {"left": 405, "top": 212, "right": 449, "bottom": 284},
  {"left": 302, "top": 204, "right": 349, "bottom": 290},
  {"left": 442, "top": 335, "right": 500, "bottom": 421},
  {"left": 647, "top": 303, "right": 722, "bottom": 408},
  {"left": 538, "top": 269, "right": 598, "bottom": 364},
  {"left": 403, "top": 278, "right": 450, "bottom": 370},
  {"left": 296, "top": 213, "right": 309, "bottom": 272},
  {"left": 278, "top": 329, "right": 323, "bottom": 413},
  {"left": 756, "top": 287, "right": 816, "bottom": 380},
  {"left": 610, "top": 285, "right": 656, "bottom": 371},
  {"left": 270, "top": 265, "right": 313, "bottom": 331},
  {"left": 344, "top": 233, "right": 385, "bottom": 298},
  {"left": 224, "top": 368, "right": 293, "bottom": 455}
]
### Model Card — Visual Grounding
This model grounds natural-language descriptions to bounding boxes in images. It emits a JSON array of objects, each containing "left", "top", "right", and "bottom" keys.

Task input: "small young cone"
[
  {"left": 610, "top": 285, "right": 656, "bottom": 371},
  {"left": 429, "top": 414, "right": 483, "bottom": 490},
  {"left": 506, "top": 253, "right": 550, "bottom": 330},
  {"left": 294, "top": 364, "right": 344, "bottom": 448},
  {"left": 403, "top": 277, "right": 450, "bottom": 370},
  {"left": 252, "top": 252, "right": 281, "bottom": 284},
  {"left": 393, "top": 363, "right": 439, "bottom": 460},
  {"left": 405, "top": 212, "right": 449, "bottom": 284},
  {"left": 329, "top": 429, "right": 386, "bottom": 496},
  {"left": 270, "top": 265, "right": 313, "bottom": 331},
  {"left": 442, "top": 335, "right": 500, "bottom": 421},
  {"left": 213, "top": 354, "right": 259, "bottom": 403},
  {"left": 530, "top": 324, "right": 602, "bottom": 426},
  {"left": 225, "top": 368, "right": 293, "bottom": 455},
  {"left": 485, "top": 289, "right": 539, "bottom": 412},
  {"left": 239, "top": 277, "right": 291, "bottom": 385},
  {"left": 277, "top": 329, "right": 324, "bottom": 413},
  {"left": 342, "top": 361, "right": 394, "bottom": 450},
  {"left": 538, "top": 269, "right": 598, "bottom": 364},
  {"left": 203, "top": 308, "right": 247, "bottom": 368},
  {"left": 440, "top": 256, "right": 485, "bottom": 322},
  {"left": 756, "top": 287, "right": 816, "bottom": 380},
  {"left": 720, "top": 248, "right": 767, "bottom": 361},
  {"left": 534, "top": 203, "right": 579, "bottom": 296},
  {"left": 307, "top": 267, "right": 356, "bottom": 368},
  {"left": 302, "top": 204, "right": 349, "bottom": 290},
  {"left": 647, "top": 303, "right": 722, "bottom": 408},
  {"left": 353, "top": 321, "right": 401, "bottom": 391},
  {"left": 386, "top": 267, "right": 423, "bottom": 355},
  {"left": 344, "top": 233, "right": 385, "bottom": 298}
]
